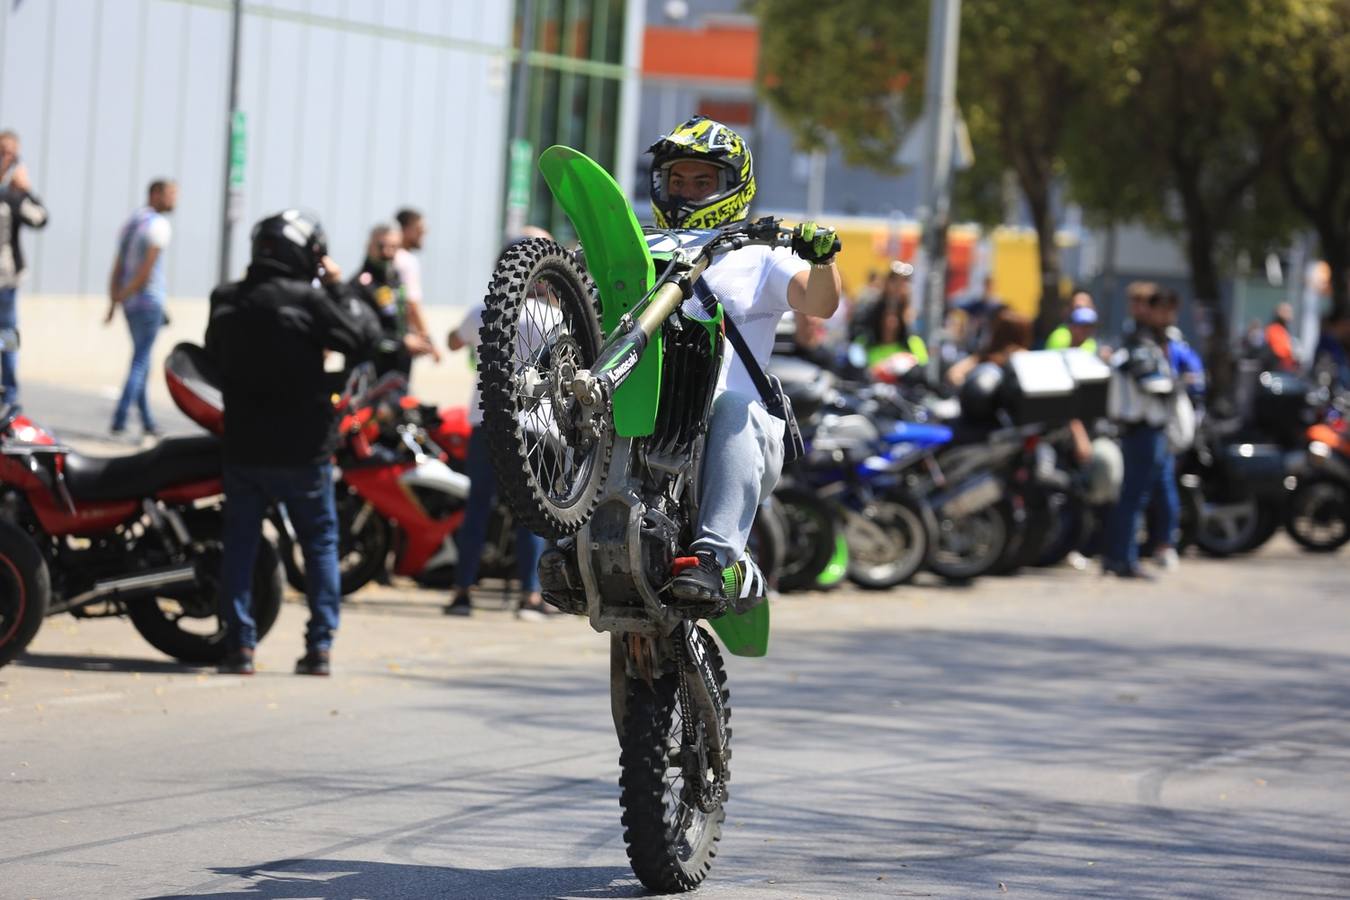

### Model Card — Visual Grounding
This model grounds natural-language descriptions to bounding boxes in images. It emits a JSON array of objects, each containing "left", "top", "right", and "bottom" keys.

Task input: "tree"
[
  {"left": 1272, "top": 0, "right": 1350, "bottom": 320},
  {"left": 752, "top": 0, "right": 1110, "bottom": 335},
  {"left": 1063, "top": 0, "right": 1299, "bottom": 391}
]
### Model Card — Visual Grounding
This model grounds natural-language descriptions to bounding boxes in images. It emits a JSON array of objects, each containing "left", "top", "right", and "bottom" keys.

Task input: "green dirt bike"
[{"left": 478, "top": 146, "right": 806, "bottom": 892}]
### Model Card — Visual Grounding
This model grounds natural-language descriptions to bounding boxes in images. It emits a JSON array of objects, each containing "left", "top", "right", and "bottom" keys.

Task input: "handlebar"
[{"left": 705, "top": 217, "right": 794, "bottom": 258}]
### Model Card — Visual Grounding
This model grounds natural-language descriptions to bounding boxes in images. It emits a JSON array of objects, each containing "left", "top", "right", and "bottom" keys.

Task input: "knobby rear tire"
[
  {"left": 619, "top": 627, "right": 730, "bottom": 893},
  {"left": 477, "top": 238, "right": 610, "bottom": 540}
]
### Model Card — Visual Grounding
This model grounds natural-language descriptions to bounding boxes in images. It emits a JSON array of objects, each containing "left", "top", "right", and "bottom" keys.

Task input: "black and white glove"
[{"left": 791, "top": 221, "right": 841, "bottom": 265}]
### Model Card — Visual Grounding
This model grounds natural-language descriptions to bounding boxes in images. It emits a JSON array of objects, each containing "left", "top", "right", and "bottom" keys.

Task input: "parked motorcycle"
[
  {"left": 168, "top": 344, "right": 507, "bottom": 595},
  {"left": 772, "top": 357, "right": 950, "bottom": 590},
  {"left": 1285, "top": 392, "right": 1350, "bottom": 552},
  {"left": 0, "top": 405, "right": 282, "bottom": 668},
  {"left": 1179, "top": 371, "right": 1314, "bottom": 557}
]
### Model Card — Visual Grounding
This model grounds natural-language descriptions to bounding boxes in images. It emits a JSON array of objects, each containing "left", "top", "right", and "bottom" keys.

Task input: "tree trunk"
[
  {"left": 1024, "top": 181, "right": 1061, "bottom": 342},
  {"left": 1182, "top": 219, "right": 1233, "bottom": 403}
]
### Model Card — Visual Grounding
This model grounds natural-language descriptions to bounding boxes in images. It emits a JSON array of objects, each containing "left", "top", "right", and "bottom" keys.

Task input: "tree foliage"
[
  {"left": 752, "top": 0, "right": 1350, "bottom": 360},
  {"left": 752, "top": 0, "right": 1117, "bottom": 333},
  {"left": 1061, "top": 0, "right": 1307, "bottom": 386},
  {"left": 1269, "top": 0, "right": 1350, "bottom": 318}
]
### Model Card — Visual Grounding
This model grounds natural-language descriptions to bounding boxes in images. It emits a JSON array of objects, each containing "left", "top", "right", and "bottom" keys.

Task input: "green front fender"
[{"left": 538, "top": 145, "right": 661, "bottom": 437}]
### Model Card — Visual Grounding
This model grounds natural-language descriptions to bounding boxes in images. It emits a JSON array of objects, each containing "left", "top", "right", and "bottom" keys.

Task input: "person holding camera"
[
  {"left": 0, "top": 129, "right": 48, "bottom": 406},
  {"left": 206, "top": 210, "right": 381, "bottom": 676}
]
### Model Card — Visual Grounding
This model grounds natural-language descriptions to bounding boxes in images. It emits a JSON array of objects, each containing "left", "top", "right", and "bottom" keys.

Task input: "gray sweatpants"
[{"left": 691, "top": 390, "right": 786, "bottom": 568}]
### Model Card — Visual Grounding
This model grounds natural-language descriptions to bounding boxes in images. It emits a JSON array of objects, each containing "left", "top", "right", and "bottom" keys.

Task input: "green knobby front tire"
[{"left": 477, "top": 238, "right": 611, "bottom": 540}]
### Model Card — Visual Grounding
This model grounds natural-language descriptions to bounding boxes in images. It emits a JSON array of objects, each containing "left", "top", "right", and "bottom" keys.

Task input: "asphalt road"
[{"left": 3, "top": 528, "right": 1348, "bottom": 899}]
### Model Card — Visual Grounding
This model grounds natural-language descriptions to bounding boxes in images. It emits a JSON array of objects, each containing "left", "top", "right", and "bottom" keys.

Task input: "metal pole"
[
  {"left": 504, "top": 0, "right": 537, "bottom": 242},
  {"left": 918, "top": 0, "right": 961, "bottom": 385},
  {"left": 218, "top": 0, "right": 244, "bottom": 284},
  {"left": 806, "top": 148, "right": 827, "bottom": 219}
]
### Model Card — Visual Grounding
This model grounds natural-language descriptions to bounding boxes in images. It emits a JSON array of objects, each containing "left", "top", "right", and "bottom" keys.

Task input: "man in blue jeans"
[
  {"left": 0, "top": 130, "right": 49, "bottom": 405},
  {"left": 206, "top": 210, "right": 380, "bottom": 675},
  {"left": 107, "top": 179, "right": 178, "bottom": 437},
  {"left": 1103, "top": 283, "right": 1181, "bottom": 579},
  {"left": 442, "top": 229, "right": 552, "bottom": 620}
]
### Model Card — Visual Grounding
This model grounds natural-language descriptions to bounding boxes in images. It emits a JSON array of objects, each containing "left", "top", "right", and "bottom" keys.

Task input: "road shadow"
[
  {"left": 401, "top": 616, "right": 1350, "bottom": 897},
  {"left": 145, "top": 859, "right": 644, "bottom": 899},
  {"left": 15, "top": 652, "right": 205, "bottom": 674}
]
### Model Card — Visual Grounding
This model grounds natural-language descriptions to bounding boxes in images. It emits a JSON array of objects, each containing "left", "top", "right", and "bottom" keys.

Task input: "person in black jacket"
[
  {"left": 350, "top": 222, "right": 434, "bottom": 381},
  {"left": 206, "top": 210, "right": 380, "bottom": 676}
]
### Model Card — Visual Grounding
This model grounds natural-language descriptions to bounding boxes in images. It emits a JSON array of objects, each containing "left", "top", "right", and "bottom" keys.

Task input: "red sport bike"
[
  {"left": 167, "top": 344, "right": 516, "bottom": 596},
  {"left": 0, "top": 405, "right": 282, "bottom": 669}
]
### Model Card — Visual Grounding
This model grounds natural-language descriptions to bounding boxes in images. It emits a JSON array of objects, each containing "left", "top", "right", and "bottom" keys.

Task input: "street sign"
[
  {"left": 508, "top": 138, "right": 533, "bottom": 211},
  {"left": 226, "top": 110, "right": 246, "bottom": 223},
  {"left": 229, "top": 110, "right": 246, "bottom": 188}
]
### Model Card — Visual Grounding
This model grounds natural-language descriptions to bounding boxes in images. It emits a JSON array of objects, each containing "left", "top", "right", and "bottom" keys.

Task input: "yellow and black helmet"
[{"left": 647, "top": 115, "right": 756, "bottom": 229}]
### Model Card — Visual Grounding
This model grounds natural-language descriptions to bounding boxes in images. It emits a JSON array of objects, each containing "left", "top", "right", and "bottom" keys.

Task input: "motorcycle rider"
[
  {"left": 351, "top": 222, "right": 435, "bottom": 380},
  {"left": 640, "top": 115, "right": 842, "bottom": 609},
  {"left": 206, "top": 210, "right": 381, "bottom": 675}
]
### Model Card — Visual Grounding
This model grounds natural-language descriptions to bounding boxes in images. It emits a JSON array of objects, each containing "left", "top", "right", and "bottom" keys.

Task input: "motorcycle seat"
[{"left": 63, "top": 435, "right": 222, "bottom": 502}]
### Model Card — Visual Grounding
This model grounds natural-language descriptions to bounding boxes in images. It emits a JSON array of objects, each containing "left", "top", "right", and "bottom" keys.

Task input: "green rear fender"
[
  {"left": 538, "top": 145, "right": 661, "bottom": 437},
  {"left": 709, "top": 602, "right": 770, "bottom": 658}
]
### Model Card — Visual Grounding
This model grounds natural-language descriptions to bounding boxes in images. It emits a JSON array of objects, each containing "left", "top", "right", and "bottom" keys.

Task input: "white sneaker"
[
  {"left": 1155, "top": 547, "right": 1180, "bottom": 572},
  {"left": 1066, "top": 551, "right": 1090, "bottom": 571}
]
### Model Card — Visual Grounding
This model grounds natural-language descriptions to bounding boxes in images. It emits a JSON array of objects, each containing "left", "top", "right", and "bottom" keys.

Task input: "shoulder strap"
[{"left": 691, "top": 276, "right": 779, "bottom": 406}]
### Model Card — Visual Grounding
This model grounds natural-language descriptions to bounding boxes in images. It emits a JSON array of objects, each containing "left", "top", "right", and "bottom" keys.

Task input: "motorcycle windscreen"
[
  {"left": 710, "top": 602, "right": 770, "bottom": 658},
  {"left": 538, "top": 145, "right": 661, "bottom": 437}
]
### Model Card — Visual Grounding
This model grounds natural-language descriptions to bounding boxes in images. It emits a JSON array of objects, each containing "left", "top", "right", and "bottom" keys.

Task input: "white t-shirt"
[
  {"left": 454, "top": 298, "right": 562, "bottom": 427},
  {"left": 146, "top": 216, "right": 172, "bottom": 249},
  {"left": 393, "top": 248, "right": 422, "bottom": 304},
  {"left": 701, "top": 245, "right": 808, "bottom": 399}
]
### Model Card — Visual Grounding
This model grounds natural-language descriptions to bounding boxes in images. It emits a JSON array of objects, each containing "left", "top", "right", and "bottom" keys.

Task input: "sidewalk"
[{"left": 17, "top": 294, "right": 480, "bottom": 427}]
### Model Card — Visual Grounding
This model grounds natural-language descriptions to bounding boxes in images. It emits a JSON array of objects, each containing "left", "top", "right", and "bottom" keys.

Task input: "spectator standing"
[
  {"left": 1312, "top": 317, "right": 1350, "bottom": 389},
  {"left": 0, "top": 130, "right": 47, "bottom": 405},
  {"left": 853, "top": 263, "right": 929, "bottom": 380},
  {"left": 945, "top": 307, "right": 1032, "bottom": 386},
  {"left": 1044, "top": 289, "right": 1099, "bottom": 352},
  {"left": 1145, "top": 289, "right": 1203, "bottom": 571},
  {"left": 107, "top": 179, "right": 178, "bottom": 437},
  {"left": 350, "top": 223, "right": 434, "bottom": 380},
  {"left": 206, "top": 211, "right": 381, "bottom": 676},
  {"left": 391, "top": 207, "right": 440, "bottom": 363},
  {"left": 1263, "top": 302, "right": 1299, "bottom": 372},
  {"left": 442, "top": 229, "right": 553, "bottom": 621},
  {"left": 1102, "top": 283, "right": 1182, "bottom": 579},
  {"left": 954, "top": 274, "right": 1005, "bottom": 355}
]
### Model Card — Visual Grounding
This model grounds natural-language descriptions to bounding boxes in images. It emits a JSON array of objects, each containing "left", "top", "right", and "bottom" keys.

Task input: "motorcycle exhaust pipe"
[
  {"left": 64, "top": 565, "right": 198, "bottom": 610},
  {"left": 933, "top": 472, "right": 1003, "bottom": 520}
]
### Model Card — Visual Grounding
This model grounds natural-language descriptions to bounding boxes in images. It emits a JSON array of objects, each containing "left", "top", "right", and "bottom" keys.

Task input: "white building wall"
[{"left": 0, "top": 0, "right": 514, "bottom": 306}]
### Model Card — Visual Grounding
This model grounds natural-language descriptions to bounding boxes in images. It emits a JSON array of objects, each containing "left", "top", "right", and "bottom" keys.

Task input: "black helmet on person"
[
  {"left": 249, "top": 209, "right": 328, "bottom": 280},
  {"left": 647, "top": 115, "right": 756, "bottom": 229}
]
